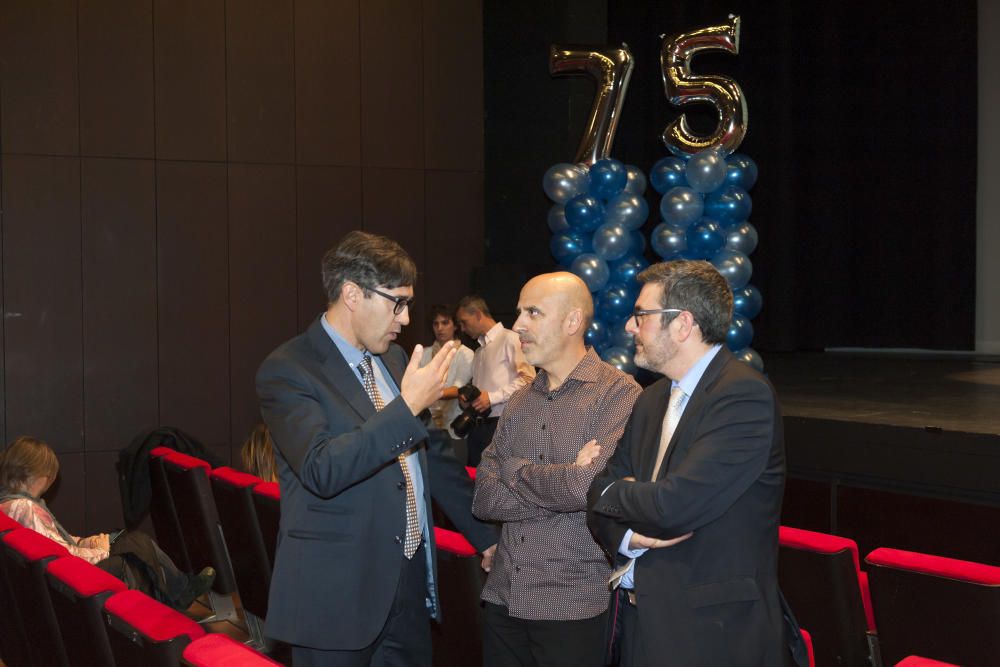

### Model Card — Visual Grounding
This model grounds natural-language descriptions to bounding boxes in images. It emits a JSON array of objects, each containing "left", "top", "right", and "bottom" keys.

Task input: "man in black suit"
[
  {"left": 257, "top": 231, "right": 497, "bottom": 666},
  {"left": 587, "top": 260, "right": 786, "bottom": 667}
]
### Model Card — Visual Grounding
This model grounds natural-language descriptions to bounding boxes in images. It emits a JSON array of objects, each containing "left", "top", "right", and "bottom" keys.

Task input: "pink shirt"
[{"left": 472, "top": 322, "right": 536, "bottom": 417}]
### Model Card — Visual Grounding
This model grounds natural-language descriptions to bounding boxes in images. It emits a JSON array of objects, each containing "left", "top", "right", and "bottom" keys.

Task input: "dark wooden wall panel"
[
  {"left": 78, "top": 0, "right": 155, "bottom": 158},
  {"left": 154, "top": 0, "right": 226, "bottom": 161},
  {"left": 360, "top": 0, "right": 423, "bottom": 169},
  {"left": 81, "top": 158, "right": 158, "bottom": 452},
  {"left": 296, "top": 166, "right": 363, "bottom": 330},
  {"left": 85, "top": 450, "right": 124, "bottom": 534},
  {"left": 424, "top": 171, "right": 485, "bottom": 308},
  {"left": 47, "top": 452, "right": 85, "bottom": 534},
  {"left": 227, "top": 0, "right": 295, "bottom": 164},
  {"left": 364, "top": 167, "right": 425, "bottom": 351},
  {"left": 2, "top": 156, "right": 83, "bottom": 452},
  {"left": 229, "top": 164, "right": 298, "bottom": 447},
  {"left": 423, "top": 0, "right": 484, "bottom": 171},
  {"left": 294, "top": 0, "right": 361, "bottom": 166},
  {"left": 156, "top": 162, "right": 229, "bottom": 446},
  {"left": 0, "top": 0, "right": 79, "bottom": 155}
]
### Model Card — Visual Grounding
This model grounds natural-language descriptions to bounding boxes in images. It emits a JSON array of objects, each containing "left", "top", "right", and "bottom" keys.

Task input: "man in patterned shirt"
[{"left": 472, "top": 271, "right": 641, "bottom": 667}]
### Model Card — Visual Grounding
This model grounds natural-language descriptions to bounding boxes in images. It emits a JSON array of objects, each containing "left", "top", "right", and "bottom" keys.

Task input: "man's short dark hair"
[
  {"left": 456, "top": 295, "right": 491, "bottom": 318},
  {"left": 321, "top": 231, "right": 417, "bottom": 304},
  {"left": 636, "top": 260, "right": 732, "bottom": 345},
  {"left": 428, "top": 304, "right": 457, "bottom": 334}
]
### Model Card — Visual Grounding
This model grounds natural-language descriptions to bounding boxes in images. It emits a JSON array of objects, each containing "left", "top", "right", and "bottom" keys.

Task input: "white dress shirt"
[
  {"left": 420, "top": 340, "right": 474, "bottom": 437},
  {"left": 471, "top": 322, "right": 536, "bottom": 418}
]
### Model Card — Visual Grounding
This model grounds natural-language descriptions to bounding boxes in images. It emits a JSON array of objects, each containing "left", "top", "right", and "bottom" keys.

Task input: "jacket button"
[
  {"left": 394, "top": 535, "right": 402, "bottom": 544},
  {"left": 397, "top": 481, "right": 405, "bottom": 490}
]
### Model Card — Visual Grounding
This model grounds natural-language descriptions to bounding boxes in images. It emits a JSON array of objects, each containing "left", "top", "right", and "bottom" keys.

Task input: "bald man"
[{"left": 472, "top": 272, "right": 641, "bottom": 667}]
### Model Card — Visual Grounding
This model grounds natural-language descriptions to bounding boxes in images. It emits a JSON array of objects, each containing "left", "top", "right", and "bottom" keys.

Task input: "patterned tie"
[
  {"left": 651, "top": 385, "right": 685, "bottom": 481},
  {"left": 360, "top": 354, "right": 421, "bottom": 559}
]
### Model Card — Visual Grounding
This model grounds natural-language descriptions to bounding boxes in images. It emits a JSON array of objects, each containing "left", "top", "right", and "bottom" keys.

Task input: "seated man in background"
[{"left": 419, "top": 304, "right": 475, "bottom": 464}]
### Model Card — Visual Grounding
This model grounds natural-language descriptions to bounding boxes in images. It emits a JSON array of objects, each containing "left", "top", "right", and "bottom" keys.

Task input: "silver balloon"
[
  {"left": 604, "top": 192, "right": 648, "bottom": 231},
  {"left": 550, "top": 44, "right": 635, "bottom": 166},
  {"left": 660, "top": 15, "right": 748, "bottom": 157},
  {"left": 543, "top": 163, "right": 590, "bottom": 204},
  {"left": 734, "top": 347, "right": 764, "bottom": 372},
  {"left": 624, "top": 164, "right": 647, "bottom": 195},
  {"left": 547, "top": 204, "right": 570, "bottom": 233},
  {"left": 711, "top": 249, "right": 753, "bottom": 290},
  {"left": 724, "top": 221, "right": 758, "bottom": 255}
]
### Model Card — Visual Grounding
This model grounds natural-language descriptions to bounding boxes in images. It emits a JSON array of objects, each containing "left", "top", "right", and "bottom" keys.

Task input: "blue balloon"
[
  {"left": 629, "top": 230, "right": 646, "bottom": 256},
  {"left": 725, "top": 154, "right": 758, "bottom": 190},
  {"left": 543, "top": 163, "right": 589, "bottom": 203},
  {"left": 547, "top": 204, "right": 569, "bottom": 234},
  {"left": 711, "top": 249, "right": 753, "bottom": 290},
  {"left": 734, "top": 346, "right": 764, "bottom": 372},
  {"left": 726, "top": 315, "right": 754, "bottom": 351},
  {"left": 685, "top": 151, "right": 727, "bottom": 193},
  {"left": 607, "top": 318, "right": 635, "bottom": 350},
  {"left": 549, "top": 231, "right": 592, "bottom": 265},
  {"left": 595, "top": 283, "right": 634, "bottom": 322},
  {"left": 724, "top": 221, "right": 758, "bottom": 255},
  {"left": 660, "top": 186, "right": 704, "bottom": 228},
  {"left": 584, "top": 318, "right": 609, "bottom": 350},
  {"left": 564, "top": 194, "right": 605, "bottom": 232},
  {"left": 650, "top": 157, "right": 688, "bottom": 194},
  {"left": 609, "top": 254, "right": 649, "bottom": 286},
  {"left": 651, "top": 222, "right": 688, "bottom": 260},
  {"left": 589, "top": 159, "right": 628, "bottom": 200},
  {"left": 624, "top": 165, "right": 647, "bottom": 195},
  {"left": 570, "top": 253, "right": 610, "bottom": 292},
  {"left": 733, "top": 284, "right": 763, "bottom": 319},
  {"left": 704, "top": 185, "right": 752, "bottom": 226},
  {"left": 592, "top": 222, "right": 631, "bottom": 262},
  {"left": 685, "top": 219, "right": 725, "bottom": 259},
  {"left": 604, "top": 192, "right": 649, "bottom": 231},
  {"left": 600, "top": 346, "right": 637, "bottom": 376}
]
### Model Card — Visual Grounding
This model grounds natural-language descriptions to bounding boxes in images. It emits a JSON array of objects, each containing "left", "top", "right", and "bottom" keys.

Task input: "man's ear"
[
  {"left": 564, "top": 308, "right": 584, "bottom": 336},
  {"left": 341, "top": 281, "right": 362, "bottom": 312}
]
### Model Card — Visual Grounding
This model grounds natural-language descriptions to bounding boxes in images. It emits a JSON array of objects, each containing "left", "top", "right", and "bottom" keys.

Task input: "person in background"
[
  {"left": 241, "top": 423, "right": 278, "bottom": 482},
  {"left": 419, "top": 304, "right": 475, "bottom": 464},
  {"left": 454, "top": 295, "right": 535, "bottom": 466},
  {"left": 0, "top": 436, "right": 214, "bottom": 610}
]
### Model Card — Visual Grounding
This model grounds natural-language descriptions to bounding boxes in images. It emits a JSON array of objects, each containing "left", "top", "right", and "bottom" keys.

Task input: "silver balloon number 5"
[
  {"left": 661, "top": 15, "right": 747, "bottom": 157},
  {"left": 549, "top": 44, "right": 635, "bottom": 167}
]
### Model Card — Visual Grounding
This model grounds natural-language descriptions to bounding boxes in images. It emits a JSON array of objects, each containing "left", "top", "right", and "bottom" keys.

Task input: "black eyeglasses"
[
  {"left": 367, "top": 286, "right": 414, "bottom": 315},
  {"left": 632, "top": 307, "right": 682, "bottom": 327}
]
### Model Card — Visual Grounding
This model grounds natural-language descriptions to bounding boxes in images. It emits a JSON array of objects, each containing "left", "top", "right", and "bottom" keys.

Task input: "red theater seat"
[
  {"left": 0, "top": 527, "right": 34, "bottom": 667},
  {"left": 465, "top": 466, "right": 477, "bottom": 480},
  {"left": 181, "top": 633, "right": 281, "bottom": 666},
  {"left": 251, "top": 481, "right": 280, "bottom": 569},
  {"left": 866, "top": 547, "right": 1000, "bottom": 666},
  {"left": 778, "top": 526, "right": 878, "bottom": 666},
  {"left": 434, "top": 526, "right": 477, "bottom": 557},
  {"left": 104, "top": 588, "right": 205, "bottom": 666},
  {"left": 148, "top": 446, "right": 193, "bottom": 573},
  {"left": 800, "top": 628, "right": 815, "bottom": 667},
  {"left": 895, "top": 657, "right": 962, "bottom": 667},
  {"left": 46, "top": 555, "right": 127, "bottom": 666}
]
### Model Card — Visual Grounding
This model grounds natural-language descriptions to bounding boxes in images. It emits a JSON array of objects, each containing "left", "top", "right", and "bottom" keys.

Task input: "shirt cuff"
[{"left": 619, "top": 530, "right": 649, "bottom": 558}]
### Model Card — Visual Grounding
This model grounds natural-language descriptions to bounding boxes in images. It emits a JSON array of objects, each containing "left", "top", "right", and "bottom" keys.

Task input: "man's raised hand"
[{"left": 400, "top": 341, "right": 457, "bottom": 415}]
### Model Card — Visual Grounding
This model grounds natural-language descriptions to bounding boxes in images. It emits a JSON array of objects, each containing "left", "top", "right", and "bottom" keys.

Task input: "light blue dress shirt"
[{"left": 617, "top": 344, "right": 722, "bottom": 589}]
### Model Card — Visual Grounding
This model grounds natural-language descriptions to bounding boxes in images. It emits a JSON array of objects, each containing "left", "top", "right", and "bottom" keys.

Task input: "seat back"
[
  {"left": 0, "top": 524, "right": 33, "bottom": 667},
  {"left": 148, "top": 447, "right": 192, "bottom": 573},
  {"left": 1, "top": 528, "right": 72, "bottom": 666},
  {"left": 180, "top": 633, "right": 281, "bottom": 665},
  {"left": 866, "top": 547, "right": 1000, "bottom": 666},
  {"left": 46, "top": 555, "right": 127, "bottom": 667},
  {"left": 778, "top": 526, "right": 875, "bottom": 667},
  {"left": 160, "top": 451, "right": 236, "bottom": 594},
  {"left": 104, "top": 589, "right": 205, "bottom": 667},
  {"left": 251, "top": 481, "right": 280, "bottom": 569},
  {"left": 208, "top": 466, "right": 270, "bottom": 617}
]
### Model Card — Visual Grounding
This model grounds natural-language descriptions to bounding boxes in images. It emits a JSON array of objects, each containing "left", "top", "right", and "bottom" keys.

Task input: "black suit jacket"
[
  {"left": 256, "top": 316, "right": 496, "bottom": 650},
  {"left": 588, "top": 347, "right": 786, "bottom": 666}
]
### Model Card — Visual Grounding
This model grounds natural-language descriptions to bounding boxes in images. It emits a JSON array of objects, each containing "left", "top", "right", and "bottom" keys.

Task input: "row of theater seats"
[
  {"left": 147, "top": 447, "right": 481, "bottom": 656},
  {"left": 779, "top": 525, "right": 1000, "bottom": 667},
  {"left": 0, "top": 511, "right": 279, "bottom": 666}
]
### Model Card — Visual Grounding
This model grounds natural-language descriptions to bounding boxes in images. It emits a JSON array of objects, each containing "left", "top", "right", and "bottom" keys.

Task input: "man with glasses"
[
  {"left": 257, "top": 231, "right": 497, "bottom": 666},
  {"left": 587, "top": 260, "right": 787, "bottom": 667}
]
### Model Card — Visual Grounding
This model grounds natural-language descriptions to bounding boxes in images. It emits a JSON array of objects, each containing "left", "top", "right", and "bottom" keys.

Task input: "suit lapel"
[{"left": 306, "top": 317, "right": 377, "bottom": 421}]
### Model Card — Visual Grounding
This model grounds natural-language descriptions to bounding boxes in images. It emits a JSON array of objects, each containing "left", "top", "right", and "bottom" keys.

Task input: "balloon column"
[
  {"left": 543, "top": 158, "right": 649, "bottom": 375},
  {"left": 649, "top": 150, "right": 763, "bottom": 371}
]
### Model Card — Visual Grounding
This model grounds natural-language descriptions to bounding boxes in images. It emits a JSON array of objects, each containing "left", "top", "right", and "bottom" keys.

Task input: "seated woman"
[{"left": 0, "top": 435, "right": 213, "bottom": 610}]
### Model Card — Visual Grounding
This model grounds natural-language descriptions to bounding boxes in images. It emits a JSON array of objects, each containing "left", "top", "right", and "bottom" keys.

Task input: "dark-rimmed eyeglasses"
[
  {"left": 368, "top": 287, "right": 414, "bottom": 315},
  {"left": 632, "top": 307, "right": 682, "bottom": 328}
]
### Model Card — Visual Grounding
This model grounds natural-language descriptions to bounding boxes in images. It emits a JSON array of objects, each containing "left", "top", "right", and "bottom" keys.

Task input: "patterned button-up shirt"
[{"left": 473, "top": 347, "right": 641, "bottom": 620}]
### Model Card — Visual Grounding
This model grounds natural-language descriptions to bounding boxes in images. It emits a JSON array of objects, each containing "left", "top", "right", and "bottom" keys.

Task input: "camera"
[{"left": 450, "top": 384, "right": 486, "bottom": 438}]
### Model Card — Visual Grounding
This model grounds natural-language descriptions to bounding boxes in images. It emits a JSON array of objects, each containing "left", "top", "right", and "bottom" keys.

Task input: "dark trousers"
[
  {"left": 291, "top": 545, "right": 431, "bottom": 667},
  {"left": 482, "top": 602, "right": 609, "bottom": 667},
  {"left": 466, "top": 418, "right": 499, "bottom": 467}
]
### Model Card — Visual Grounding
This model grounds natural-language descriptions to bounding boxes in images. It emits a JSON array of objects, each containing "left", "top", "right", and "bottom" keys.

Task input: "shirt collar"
[
  {"left": 530, "top": 347, "right": 601, "bottom": 392},
  {"left": 673, "top": 344, "right": 723, "bottom": 396},
  {"left": 320, "top": 313, "right": 368, "bottom": 374},
  {"left": 478, "top": 321, "right": 505, "bottom": 347}
]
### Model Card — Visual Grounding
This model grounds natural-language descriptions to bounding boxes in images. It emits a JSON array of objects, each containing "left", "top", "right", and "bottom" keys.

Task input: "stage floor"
[{"left": 764, "top": 351, "right": 1000, "bottom": 436}]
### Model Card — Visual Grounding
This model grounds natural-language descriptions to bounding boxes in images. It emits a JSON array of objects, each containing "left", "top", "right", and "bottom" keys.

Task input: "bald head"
[
  {"left": 514, "top": 272, "right": 593, "bottom": 383},
  {"left": 522, "top": 272, "right": 594, "bottom": 334}
]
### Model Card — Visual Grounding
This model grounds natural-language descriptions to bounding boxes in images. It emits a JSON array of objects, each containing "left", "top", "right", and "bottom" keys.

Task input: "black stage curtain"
[{"left": 484, "top": 1, "right": 977, "bottom": 351}]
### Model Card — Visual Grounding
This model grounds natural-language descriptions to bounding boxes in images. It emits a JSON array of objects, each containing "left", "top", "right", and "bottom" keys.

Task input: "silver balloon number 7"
[
  {"left": 661, "top": 15, "right": 748, "bottom": 157},
  {"left": 549, "top": 44, "right": 635, "bottom": 167}
]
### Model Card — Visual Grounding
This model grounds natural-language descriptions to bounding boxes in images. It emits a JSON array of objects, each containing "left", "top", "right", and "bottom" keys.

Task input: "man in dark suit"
[
  {"left": 257, "top": 231, "right": 497, "bottom": 666},
  {"left": 587, "top": 260, "right": 786, "bottom": 667}
]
